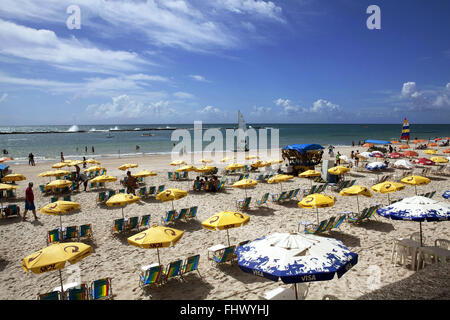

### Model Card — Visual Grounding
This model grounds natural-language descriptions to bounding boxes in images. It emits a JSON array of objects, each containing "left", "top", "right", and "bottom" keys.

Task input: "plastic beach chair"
[
  {"left": 90, "top": 278, "right": 113, "bottom": 300},
  {"left": 38, "top": 291, "right": 62, "bottom": 300},
  {"left": 125, "top": 216, "right": 139, "bottom": 232},
  {"left": 47, "top": 228, "right": 62, "bottom": 245},
  {"left": 331, "top": 215, "right": 347, "bottom": 230},
  {"left": 161, "top": 260, "right": 183, "bottom": 282},
  {"left": 256, "top": 193, "right": 270, "bottom": 206},
  {"left": 139, "top": 265, "right": 162, "bottom": 288},
  {"left": 181, "top": 254, "right": 201, "bottom": 278},
  {"left": 65, "top": 284, "right": 88, "bottom": 300},
  {"left": 161, "top": 210, "right": 176, "bottom": 225},
  {"left": 79, "top": 224, "right": 93, "bottom": 241},
  {"left": 186, "top": 206, "right": 198, "bottom": 220},
  {"left": 139, "top": 215, "right": 151, "bottom": 230},
  {"left": 112, "top": 218, "right": 125, "bottom": 233},
  {"left": 236, "top": 197, "right": 251, "bottom": 211},
  {"left": 211, "top": 246, "right": 236, "bottom": 266},
  {"left": 303, "top": 219, "right": 328, "bottom": 234},
  {"left": 62, "top": 226, "right": 79, "bottom": 242},
  {"left": 176, "top": 208, "right": 188, "bottom": 221}
]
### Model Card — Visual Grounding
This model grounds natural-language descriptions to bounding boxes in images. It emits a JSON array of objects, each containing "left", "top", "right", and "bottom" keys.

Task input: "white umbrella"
[
  {"left": 366, "top": 162, "right": 387, "bottom": 170},
  {"left": 236, "top": 232, "right": 358, "bottom": 300},
  {"left": 360, "top": 152, "right": 372, "bottom": 158},
  {"left": 394, "top": 159, "right": 413, "bottom": 170},
  {"left": 377, "top": 196, "right": 450, "bottom": 246}
]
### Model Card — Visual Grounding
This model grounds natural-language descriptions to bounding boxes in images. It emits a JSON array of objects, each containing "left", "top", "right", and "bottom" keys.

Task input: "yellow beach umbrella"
[
  {"left": 269, "top": 159, "right": 284, "bottom": 164},
  {"left": 202, "top": 211, "right": 250, "bottom": 246},
  {"left": 194, "top": 166, "right": 216, "bottom": 174},
  {"left": 52, "top": 162, "right": 70, "bottom": 169},
  {"left": 245, "top": 155, "right": 259, "bottom": 160},
  {"left": 132, "top": 170, "right": 157, "bottom": 178},
  {"left": 44, "top": 179, "right": 72, "bottom": 191},
  {"left": 339, "top": 185, "right": 372, "bottom": 214},
  {"left": 251, "top": 160, "right": 269, "bottom": 168},
  {"left": 232, "top": 179, "right": 258, "bottom": 197},
  {"left": 22, "top": 242, "right": 93, "bottom": 296},
  {"left": 84, "top": 159, "right": 100, "bottom": 164},
  {"left": 371, "top": 181, "right": 405, "bottom": 203},
  {"left": 0, "top": 183, "right": 18, "bottom": 191},
  {"left": 84, "top": 166, "right": 106, "bottom": 173},
  {"left": 170, "top": 160, "right": 186, "bottom": 166},
  {"left": 2, "top": 174, "right": 26, "bottom": 182},
  {"left": 119, "top": 163, "right": 138, "bottom": 171},
  {"left": 221, "top": 156, "right": 235, "bottom": 163},
  {"left": 328, "top": 166, "right": 350, "bottom": 176},
  {"left": 128, "top": 225, "right": 184, "bottom": 265},
  {"left": 423, "top": 150, "right": 437, "bottom": 155},
  {"left": 90, "top": 175, "right": 118, "bottom": 185},
  {"left": 298, "top": 194, "right": 335, "bottom": 223},
  {"left": 299, "top": 170, "right": 321, "bottom": 186},
  {"left": 430, "top": 156, "right": 448, "bottom": 163},
  {"left": 106, "top": 193, "right": 141, "bottom": 218},
  {"left": 175, "top": 165, "right": 196, "bottom": 173},
  {"left": 40, "top": 200, "right": 80, "bottom": 229},
  {"left": 226, "top": 163, "right": 245, "bottom": 171},
  {"left": 156, "top": 188, "right": 188, "bottom": 211},
  {"left": 401, "top": 175, "right": 431, "bottom": 195},
  {"left": 67, "top": 160, "right": 84, "bottom": 166},
  {"left": 268, "top": 174, "right": 294, "bottom": 192},
  {"left": 39, "top": 170, "right": 71, "bottom": 178},
  {"left": 201, "top": 158, "right": 213, "bottom": 164}
]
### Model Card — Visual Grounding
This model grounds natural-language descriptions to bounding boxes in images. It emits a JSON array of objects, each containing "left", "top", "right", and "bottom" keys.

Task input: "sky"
[{"left": 0, "top": 0, "right": 449, "bottom": 125}]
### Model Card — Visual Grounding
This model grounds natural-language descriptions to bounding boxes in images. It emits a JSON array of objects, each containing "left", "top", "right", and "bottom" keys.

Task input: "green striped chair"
[
  {"left": 303, "top": 185, "right": 318, "bottom": 196},
  {"left": 47, "top": 228, "right": 62, "bottom": 245},
  {"left": 322, "top": 216, "right": 336, "bottom": 232},
  {"left": 139, "top": 265, "right": 162, "bottom": 288},
  {"left": 139, "top": 215, "right": 151, "bottom": 230},
  {"left": 97, "top": 191, "right": 107, "bottom": 204},
  {"left": 111, "top": 218, "right": 124, "bottom": 233},
  {"left": 181, "top": 254, "right": 201, "bottom": 278},
  {"left": 90, "top": 278, "right": 113, "bottom": 300},
  {"left": 303, "top": 219, "right": 328, "bottom": 234},
  {"left": 138, "top": 187, "right": 147, "bottom": 198},
  {"left": 162, "top": 260, "right": 183, "bottom": 282},
  {"left": 211, "top": 246, "right": 236, "bottom": 266},
  {"left": 157, "top": 185, "right": 165, "bottom": 193},
  {"left": 51, "top": 196, "right": 59, "bottom": 203},
  {"left": 79, "top": 224, "right": 93, "bottom": 241},
  {"left": 331, "top": 215, "right": 347, "bottom": 230},
  {"left": 176, "top": 208, "right": 189, "bottom": 221},
  {"left": 125, "top": 216, "right": 139, "bottom": 232},
  {"left": 38, "top": 291, "right": 61, "bottom": 300},
  {"left": 348, "top": 207, "right": 370, "bottom": 224},
  {"left": 271, "top": 192, "right": 287, "bottom": 203},
  {"left": 65, "top": 284, "right": 88, "bottom": 300},
  {"left": 147, "top": 186, "right": 156, "bottom": 197},
  {"left": 62, "top": 226, "right": 79, "bottom": 242},
  {"left": 256, "top": 193, "right": 270, "bottom": 206},
  {"left": 236, "top": 197, "right": 251, "bottom": 211},
  {"left": 186, "top": 206, "right": 198, "bottom": 220},
  {"left": 161, "top": 210, "right": 177, "bottom": 225}
]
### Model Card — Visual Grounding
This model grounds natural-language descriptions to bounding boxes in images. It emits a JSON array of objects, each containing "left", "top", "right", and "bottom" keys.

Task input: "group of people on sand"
[{"left": 193, "top": 175, "right": 220, "bottom": 192}]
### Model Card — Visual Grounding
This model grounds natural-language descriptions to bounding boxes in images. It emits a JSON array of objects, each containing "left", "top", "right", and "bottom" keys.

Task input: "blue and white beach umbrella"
[
  {"left": 377, "top": 196, "right": 450, "bottom": 246},
  {"left": 366, "top": 162, "right": 387, "bottom": 171},
  {"left": 236, "top": 232, "right": 358, "bottom": 299},
  {"left": 443, "top": 191, "right": 450, "bottom": 199}
]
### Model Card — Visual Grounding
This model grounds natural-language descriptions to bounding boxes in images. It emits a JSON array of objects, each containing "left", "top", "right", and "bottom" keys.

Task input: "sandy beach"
[{"left": 0, "top": 146, "right": 449, "bottom": 300}]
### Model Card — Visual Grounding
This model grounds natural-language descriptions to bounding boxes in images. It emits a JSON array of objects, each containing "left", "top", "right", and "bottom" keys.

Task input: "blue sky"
[{"left": 0, "top": 0, "right": 449, "bottom": 125}]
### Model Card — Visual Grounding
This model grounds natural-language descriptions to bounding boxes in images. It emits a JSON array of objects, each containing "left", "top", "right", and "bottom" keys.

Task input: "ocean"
[{"left": 1, "top": 123, "right": 449, "bottom": 164}]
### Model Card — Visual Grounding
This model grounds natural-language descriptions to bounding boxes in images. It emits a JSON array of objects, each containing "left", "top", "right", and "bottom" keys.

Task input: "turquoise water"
[{"left": 1, "top": 123, "right": 449, "bottom": 163}]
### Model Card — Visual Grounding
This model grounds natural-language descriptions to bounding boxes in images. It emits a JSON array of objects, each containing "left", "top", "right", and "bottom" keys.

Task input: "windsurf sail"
[{"left": 400, "top": 118, "right": 410, "bottom": 142}]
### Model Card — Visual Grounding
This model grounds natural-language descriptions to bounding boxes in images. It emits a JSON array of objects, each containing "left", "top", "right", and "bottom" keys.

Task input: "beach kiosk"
[{"left": 281, "top": 144, "right": 324, "bottom": 176}]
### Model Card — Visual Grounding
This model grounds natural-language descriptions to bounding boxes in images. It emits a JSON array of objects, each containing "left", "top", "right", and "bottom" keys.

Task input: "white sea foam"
[{"left": 67, "top": 125, "right": 80, "bottom": 132}]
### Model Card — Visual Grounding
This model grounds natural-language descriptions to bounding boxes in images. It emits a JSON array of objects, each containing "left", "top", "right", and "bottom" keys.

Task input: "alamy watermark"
[
  {"left": 170, "top": 121, "right": 280, "bottom": 163},
  {"left": 366, "top": 5, "right": 381, "bottom": 30},
  {"left": 66, "top": 5, "right": 81, "bottom": 30}
]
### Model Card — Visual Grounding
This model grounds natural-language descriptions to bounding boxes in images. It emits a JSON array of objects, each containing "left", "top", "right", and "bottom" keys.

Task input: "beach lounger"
[
  {"left": 138, "top": 187, "right": 147, "bottom": 198},
  {"left": 175, "top": 208, "right": 188, "bottom": 221},
  {"left": 236, "top": 197, "right": 251, "bottom": 211},
  {"left": 62, "top": 226, "right": 79, "bottom": 242},
  {"left": 168, "top": 172, "right": 174, "bottom": 180},
  {"left": 139, "top": 265, "right": 163, "bottom": 288},
  {"left": 89, "top": 182, "right": 97, "bottom": 189},
  {"left": 255, "top": 174, "right": 264, "bottom": 182},
  {"left": 181, "top": 254, "right": 201, "bottom": 278},
  {"left": 186, "top": 206, "right": 198, "bottom": 220},
  {"left": 209, "top": 245, "right": 236, "bottom": 266},
  {"left": 118, "top": 189, "right": 125, "bottom": 194},
  {"left": 65, "top": 284, "right": 88, "bottom": 300},
  {"left": 157, "top": 185, "right": 165, "bottom": 193},
  {"left": 161, "top": 210, "right": 177, "bottom": 225},
  {"left": 112, "top": 218, "right": 125, "bottom": 234},
  {"left": 303, "top": 185, "right": 318, "bottom": 196},
  {"left": 217, "top": 179, "right": 226, "bottom": 192},
  {"left": 39, "top": 185, "right": 47, "bottom": 194},
  {"left": 161, "top": 259, "right": 183, "bottom": 283},
  {"left": 139, "top": 215, "right": 151, "bottom": 230},
  {"left": 256, "top": 193, "right": 270, "bottom": 207},
  {"left": 193, "top": 181, "right": 202, "bottom": 191},
  {"left": 2, "top": 204, "right": 20, "bottom": 218},
  {"left": 90, "top": 278, "right": 113, "bottom": 300},
  {"left": 47, "top": 228, "right": 62, "bottom": 245},
  {"left": 125, "top": 216, "right": 139, "bottom": 232},
  {"left": 63, "top": 195, "right": 71, "bottom": 201},
  {"left": 97, "top": 191, "right": 107, "bottom": 204},
  {"left": 348, "top": 207, "right": 370, "bottom": 224},
  {"left": 108, "top": 190, "right": 116, "bottom": 199},
  {"left": 38, "top": 291, "right": 62, "bottom": 300},
  {"left": 331, "top": 215, "right": 347, "bottom": 230},
  {"left": 51, "top": 196, "right": 59, "bottom": 203},
  {"left": 271, "top": 192, "right": 287, "bottom": 203},
  {"left": 79, "top": 224, "right": 93, "bottom": 242},
  {"left": 302, "top": 219, "right": 328, "bottom": 234},
  {"left": 146, "top": 186, "right": 156, "bottom": 197}
]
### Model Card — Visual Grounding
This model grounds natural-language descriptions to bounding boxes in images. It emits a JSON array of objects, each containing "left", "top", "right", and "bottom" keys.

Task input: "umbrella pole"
[
  {"left": 294, "top": 283, "right": 298, "bottom": 300},
  {"left": 356, "top": 196, "right": 360, "bottom": 215},
  {"left": 387, "top": 193, "right": 390, "bottom": 205},
  {"left": 171, "top": 201, "right": 174, "bottom": 211},
  {"left": 316, "top": 207, "right": 319, "bottom": 224},
  {"left": 226, "top": 229, "right": 230, "bottom": 246},
  {"left": 156, "top": 248, "right": 161, "bottom": 265},
  {"left": 59, "top": 269, "right": 64, "bottom": 298},
  {"left": 59, "top": 214, "right": 63, "bottom": 230},
  {"left": 419, "top": 222, "right": 423, "bottom": 247},
  {"left": 121, "top": 207, "right": 124, "bottom": 219},
  {"left": 415, "top": 185, "right": 417, "bottom": 196}
]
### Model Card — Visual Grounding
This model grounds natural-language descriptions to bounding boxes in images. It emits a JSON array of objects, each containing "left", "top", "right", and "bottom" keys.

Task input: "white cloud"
[
  {"left": 200, "top": 105, "right": 221, "bottom": 114},
  {"left": 211, "top": 0, "right": 284, "bottom": 22},
  {"left": 398, "top": 81, "right": 450, "bottom": 111},
  {"left": 0, "top": 19, "right": 149, "bottom": 74},
  {"left": 189, "top": 75, "right": 210, "bottom": 82},
  {"left": 311, "top": 99, "right": 341, "bottom": 113},
  {"left": 0, "top": 93, "right": 8, "bottom": 103},
  {"left": 173, "top": 91, "right": 195, "bottom": 99},
  {"left": 274, "top": 98, "right": 302, "bottom": 114},
  {"left": 251, "top": 105, "right": 272, "bottom": 116},
  {"left": 86, "top": 95, "right": 177, "bottom": 120}
]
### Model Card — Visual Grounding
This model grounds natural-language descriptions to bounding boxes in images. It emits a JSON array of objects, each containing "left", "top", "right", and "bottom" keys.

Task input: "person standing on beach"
[
  {"left": 82, "top": 156, "right": 87, "bottom": 168},
  {"left": 60, "top": 152, "right": 64, "bottom": 162},
  {"left": 23, "top": 182, "right": 38, "bottom": 221},
  {"left": 85, "top": 146, "right": 88, "bottom": 153},
  {"left": 125, "top": 171, "right": 137, "bottom": 195},
  {"left": 92, "top": 146, "right": 95, "bottom": 153},
  {"left": 28, "top": 153, "right": 35, "bottom": 166}
]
